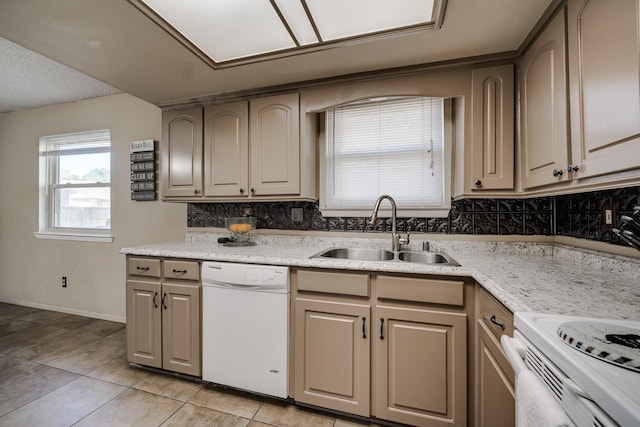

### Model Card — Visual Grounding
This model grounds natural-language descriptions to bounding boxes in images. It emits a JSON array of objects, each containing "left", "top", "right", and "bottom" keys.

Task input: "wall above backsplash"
[{"left": 188, "top": 185, "right": 640, "bottom": 248}]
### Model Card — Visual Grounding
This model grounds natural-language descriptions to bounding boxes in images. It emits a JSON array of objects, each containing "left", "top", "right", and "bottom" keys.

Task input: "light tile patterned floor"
[{"left": 0, "top": 303, "right": 381, "bottom": 427}]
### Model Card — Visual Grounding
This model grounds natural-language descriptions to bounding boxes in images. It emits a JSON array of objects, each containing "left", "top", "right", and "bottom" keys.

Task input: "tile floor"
[{"left": 0, "top": 302, "right": 379, "bottom": 427}]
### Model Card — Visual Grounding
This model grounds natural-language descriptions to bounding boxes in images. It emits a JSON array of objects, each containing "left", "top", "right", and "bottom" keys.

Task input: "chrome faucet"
[{"left": 370, "top": 195, "right": 410, "bottom": 252}]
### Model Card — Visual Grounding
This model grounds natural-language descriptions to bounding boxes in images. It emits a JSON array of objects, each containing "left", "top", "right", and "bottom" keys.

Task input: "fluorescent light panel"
[{"left": 139, "top": 0, "right": 441, "bottom": 64}]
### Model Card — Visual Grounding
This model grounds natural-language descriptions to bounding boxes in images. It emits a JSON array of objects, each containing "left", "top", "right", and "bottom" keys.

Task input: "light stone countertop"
[{"left": 121, "top": 233, "right": 640, "bottom": 321}]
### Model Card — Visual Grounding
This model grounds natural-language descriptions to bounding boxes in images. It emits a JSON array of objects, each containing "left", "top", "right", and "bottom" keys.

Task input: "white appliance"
[
  {"left": 201, "top": 261, "right": 289, "bottom": 398},
  {"left": 502, "top": 312, "right": 640, "bottom": 427}
]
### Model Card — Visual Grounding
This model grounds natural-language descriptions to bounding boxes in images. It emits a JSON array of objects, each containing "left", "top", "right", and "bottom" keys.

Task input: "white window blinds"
[{"left": 323, "top": 96, "right": 446, "bottom": 215}]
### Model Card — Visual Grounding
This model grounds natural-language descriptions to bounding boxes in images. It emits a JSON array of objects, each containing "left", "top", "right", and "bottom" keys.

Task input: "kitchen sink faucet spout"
[{"left": 370, "top": 195, "right": 410, "bottom": 252}]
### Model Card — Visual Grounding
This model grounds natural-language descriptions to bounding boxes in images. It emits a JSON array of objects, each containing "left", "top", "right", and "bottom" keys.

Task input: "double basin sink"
[{"left": 311, "top": 247, "right": 460, "bottom": 266}]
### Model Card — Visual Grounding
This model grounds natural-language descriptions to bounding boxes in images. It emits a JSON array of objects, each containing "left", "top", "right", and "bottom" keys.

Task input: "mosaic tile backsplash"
[{"left": 188, "top": 185, "right": 640, "bottom": 247}]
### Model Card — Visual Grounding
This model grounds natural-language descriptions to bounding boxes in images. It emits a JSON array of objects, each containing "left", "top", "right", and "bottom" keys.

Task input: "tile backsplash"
[{"left": 188, "top": 185, "right": 640, "bottom": 247}]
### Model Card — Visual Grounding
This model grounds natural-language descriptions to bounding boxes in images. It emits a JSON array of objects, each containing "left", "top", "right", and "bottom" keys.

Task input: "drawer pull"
[
  {"left": 380, "top": 318, "right": 385, "bottom": 340},
  {"left": 172, "top": 269, "right": 188, "bottom": 274},
  {"left": 362, "top": 317, "right": 367, "bottom": 339},
  {"left": 490, "top": 314, "right": 506, "bottom": 331},
  {"left": 136, "top": 266, "right": 150, "bottom": 272}
]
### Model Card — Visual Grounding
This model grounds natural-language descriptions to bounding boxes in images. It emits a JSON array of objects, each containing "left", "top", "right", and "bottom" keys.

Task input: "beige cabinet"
[
  {"left": 475, "top": 287, "right": 515, "bottom": 427},
  {"left": 126, "top": 257, "right": 201, "bottom": 377},
  {"left": 519, "top": 7, "right": 569, "bottom": 190},
  {"left": 162, "top": 92, "right": 309, "bottom": 201},
  {"left": 375, "top": 306, "right": 467, "bottom": 427},
  {"left": 470, "top": 65, "right": 515, "bottom": 192},
  {"left": 292, "top": 269, "right": 467, "bottom": 426},
  {"left": 567, "top": 0, "right": 640, "bottom": 180},
  {"left": 250, "top": 93, "right": 300, "bottom": 196},
  {"left": 294, "top": 298, "right": 371, "bottom": 416},
  {"left": 161, "top": 108, "right": 204, "bottom": 197}
]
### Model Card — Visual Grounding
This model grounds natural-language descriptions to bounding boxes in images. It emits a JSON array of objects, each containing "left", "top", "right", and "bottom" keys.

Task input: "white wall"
[{"left": 0, "top": 93, "right": 186, "bottom": 322}]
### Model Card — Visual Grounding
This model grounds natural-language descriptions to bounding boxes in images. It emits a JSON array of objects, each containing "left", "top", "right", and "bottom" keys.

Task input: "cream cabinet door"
[
  {"left": 520, "top": 8, "right": 570, "bottom": 190},
  {"left": 476, "top": 320, "right": 515, "bottom": 427},
  {"left": 126, "top": 280, "right": 162, "bottom": 368},
  {"left": 250, "top": 93, "right": 300, "bottom": 196},
  {"left": 470, "top": 65, "right": 514, "bottom": 191},
  {"left": 294, "top": 298, "right": 370, "bottom": 416},
  {"left": 161, "top": 282, "right": 201, "bottom": 377},
  {"left": 375, "top": 306, "right": 467, "bottom": 427},
  {"left": 203, "top": 102, "right": 249, "bottom": 197},
  {"left": 567, "top": 0, "right": 640, "bottom": 179},
  {"left": 161, "top": 108, "right": 203, "bottom": 198}
]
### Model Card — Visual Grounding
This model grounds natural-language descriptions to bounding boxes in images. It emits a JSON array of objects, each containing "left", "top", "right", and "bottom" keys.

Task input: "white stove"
[{"left": 502, "top": 312, "right": 640, "bottom": 427}]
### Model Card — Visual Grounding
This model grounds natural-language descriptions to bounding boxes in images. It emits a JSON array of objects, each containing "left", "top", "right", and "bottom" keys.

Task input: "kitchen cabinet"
[
  {"left": 566, "top": 0, "right": 640, "bottom": 180},
  {"left": 161, "top": 108, "right": 204, "bottom": 197},
  {"left": 126, "top": 257, "right": 201, "bottom": 377},
  {"left": 292, "top": 269, "right": 467, "bottom": 427},
  {"left": 293, "top": 269, "right": 371, "bottom": 416},
  {"left": 474, "top": 286, "right": 515, "bottom": 427},
  {"left": 469, "top": 65, "right": 515, "bottom": 193},
  {"left": 519, "top": 7, "right": 569, "bottom": 190},
  {"left": 162, "top": 92, "right": 312, "bottom": 201}
]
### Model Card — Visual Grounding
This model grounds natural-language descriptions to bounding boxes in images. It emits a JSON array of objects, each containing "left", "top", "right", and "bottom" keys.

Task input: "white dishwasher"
[{"left": 201, "top": 261, "right": 289, "bottom": 398}]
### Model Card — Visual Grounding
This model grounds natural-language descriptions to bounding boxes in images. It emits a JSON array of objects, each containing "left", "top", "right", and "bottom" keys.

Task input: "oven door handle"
[{"left": 501, "top": 335, "right": 527, "bottom": 374}]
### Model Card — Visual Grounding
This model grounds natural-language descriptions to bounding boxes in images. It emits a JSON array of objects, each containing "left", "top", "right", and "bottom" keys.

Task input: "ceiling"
[{"left": 0, "top": 0, "right": 555, "bottom": 113}]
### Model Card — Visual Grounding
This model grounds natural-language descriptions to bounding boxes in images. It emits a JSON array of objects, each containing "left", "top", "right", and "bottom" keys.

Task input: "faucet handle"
[{"left": 398, "top": 233, "right": 410, "bottom": 249}]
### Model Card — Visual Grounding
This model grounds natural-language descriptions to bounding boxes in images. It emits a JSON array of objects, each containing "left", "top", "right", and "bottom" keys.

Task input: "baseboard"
[{"left": 0, "top": 297, "right": 125, "bottom": 324}]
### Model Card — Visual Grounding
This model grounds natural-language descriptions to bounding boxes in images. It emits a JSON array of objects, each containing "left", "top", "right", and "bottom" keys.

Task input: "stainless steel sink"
[
  {"left": 311, "top": 248, "right": 460, "bottom": 266},
  {"left": 397, "top": 251, "right": 460, "bottom": 266},
  {"left": 314, "top": 248, "right": 395, "bottom": 261}
]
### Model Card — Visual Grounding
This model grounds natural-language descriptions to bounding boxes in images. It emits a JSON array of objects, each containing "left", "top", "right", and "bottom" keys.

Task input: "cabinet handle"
[
  {"left": 552, "top": 168, "right": 564, "bottom": 177},
  {"left": 362, "top": 317, "right": 367, "bottom": 339},
  {"left": 490, "top": 314, "right": 506, "bottom": 331},
  {"left": 567, "top": 165, "right": 580, "bottom": 173},
  {"left": 153, "top": 292, "right": 158, "bottom": 309},
  {"left": 194, "top": 189, "right": 199, "bottom": 194},
  {"left": 475, "top": 179, "right": 482, "bottom": 186},
  {"left": 239, "top": 188, "right": 244, "bottom": 194},
  {"left": 136, "top": 266, "right": 149, "bottom": 272},
  {"left": 251, "top": 187, "right": 256, "bottom": 194},
  {"left": 162, "top": 293, "right": 168, "bottom": 310},
  {"left": 380, "top": 318, "right": 385, "bottom": 340},
  {"left": 172, "top": 269, "right": 187, "bottom": 274}
]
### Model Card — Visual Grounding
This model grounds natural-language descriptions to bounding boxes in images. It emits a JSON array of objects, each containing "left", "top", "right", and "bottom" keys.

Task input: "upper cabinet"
[
  {"left": 470, "top": 64, "right": 515, "bottom": 193},
  {"left": 161, "top": 108, "right": 204, "bottom": 197},
  {"left": 519, "top": 1, "right": 640, "bottom": 193},
  {"left": 567, "top": 0, "right": 640, "bottom": 180},
  {"left": 519, "top": 7, "right": 569, "bottom": 190},
  {"left": 161, "top": 92, "right": 315, "bottom": 201}
]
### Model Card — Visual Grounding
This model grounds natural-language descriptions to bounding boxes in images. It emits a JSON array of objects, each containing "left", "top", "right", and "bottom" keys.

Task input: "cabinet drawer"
[
  {"left": 164, "top": 260, "right": 200, "bottom": 281},
  {"left": 297, "top": 269, "right": 370, "bottom": 297},
  {"left": 128, "top": 257, "right": 161, "bottom": 278},
  {"left": 478, "top": 287, "right": 514, "bottom": 340},
  {"left": 377, "top": 275, "right": 464, "bottom": 306}
]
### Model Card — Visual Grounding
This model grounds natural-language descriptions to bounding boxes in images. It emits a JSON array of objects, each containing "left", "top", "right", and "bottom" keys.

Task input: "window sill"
[{"left": 34, "top": 231, "right": 114, "bottom": 243}]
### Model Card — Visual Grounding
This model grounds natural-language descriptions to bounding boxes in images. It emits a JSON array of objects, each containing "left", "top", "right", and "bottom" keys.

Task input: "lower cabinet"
[
  {"left": 293, "top": 269, "right": 468, "bottom": 427},
  {"left": 475, "top": 287, "right": 515, "bottom": 427},
  {"left": 126, "top": 257, "right": 201, "bottom": 377},
  {"left": 375, "top": 306, "right": 467, "bottom": 427}
]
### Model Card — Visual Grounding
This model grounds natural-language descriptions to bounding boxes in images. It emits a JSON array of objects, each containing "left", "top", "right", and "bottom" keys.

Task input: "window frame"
[
  {"left": 35, "top": 130, "right": 114, "bottom": 243},
  {"left": 319, "top": 97, "right": 453, "bottom": 218}
]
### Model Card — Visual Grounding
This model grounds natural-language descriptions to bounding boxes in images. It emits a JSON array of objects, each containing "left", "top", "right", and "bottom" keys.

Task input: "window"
[
  {"left": 36, "top": 130, "right": 112, "bottom": 242},
  {"left": 321, "top": 96, "right": 451, "bottom": 217}
]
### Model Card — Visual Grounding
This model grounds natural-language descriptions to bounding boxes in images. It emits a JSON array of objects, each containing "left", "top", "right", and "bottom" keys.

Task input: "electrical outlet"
[
  {"left": 243, "top": 207, "right": 253, "bottom": 217},
  {"left": 62, "top": 276, "right": 67, "bottom": 288},
  {"left": 291, "top": 208, "right": 303, "bottom": 222},
  {"left": 603, "top": 204, "right": 615, "bottom": 229}
]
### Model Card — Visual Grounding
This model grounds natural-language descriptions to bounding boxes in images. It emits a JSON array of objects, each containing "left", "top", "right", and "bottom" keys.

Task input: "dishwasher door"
[{"left": 201, "top": 262, "right": 289, "bottom": 398}]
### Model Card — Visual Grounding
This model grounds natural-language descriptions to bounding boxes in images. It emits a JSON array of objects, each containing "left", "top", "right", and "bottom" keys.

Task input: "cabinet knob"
[
  {"left": 251, "top": 187, "right": 256, "bottom": 194},
  {"left": 552, "top": 168, "right": 564, "bottom": 177},
  {"left": 194, "top": 189, "right": 199, "bottom": 194},
  {"left": 239, "top": 188, "right": 244, "bottom": 194},
  {"left": 475, "top": 180, "right": 482, "bottom": 186},
  {"left": 567, "top": 165, "right": 580, "bottom": 173}
]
